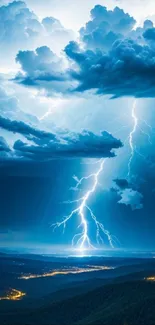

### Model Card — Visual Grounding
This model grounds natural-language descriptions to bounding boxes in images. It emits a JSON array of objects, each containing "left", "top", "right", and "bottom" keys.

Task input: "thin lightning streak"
[
  {"left": 138, "top": 125, "right": 152, "bottom": 145},
  {"left": 140, "top": 118, "right": 153, "bottom": 132},
  {"left": 52, "top": 159, "right": 116, "bottom": 250},
  {"left": 128, "top": 101, "right": 153, "bottom": 179},
  {"left": 71, "top": 159, "right": 103, "bottom": 191},
  {"left": 127, "top": 101, "right": 138, "bottom": 179},
  {"left": 71, "top": 174, "right": 96, "bottom": 191},
  {"left": 39, "top": 109, "right": 52, "bottom": 121},
  {"left": 85, "top": 206, "right": 115, "bottom": 248}
]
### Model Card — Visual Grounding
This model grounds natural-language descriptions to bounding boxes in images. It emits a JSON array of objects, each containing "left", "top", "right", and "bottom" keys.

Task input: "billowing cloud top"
[
  {"left": 15, "top": 46, "right": 71, "bottom": 94},
  {"left": 0, "top": 0, "right": 74, "bottom": 65},
  {"left": 15, "top": 4, "right": 155, "bottom": 98},
  {"left": 80, "top": 6, "right": 136, "bottom": 51}
]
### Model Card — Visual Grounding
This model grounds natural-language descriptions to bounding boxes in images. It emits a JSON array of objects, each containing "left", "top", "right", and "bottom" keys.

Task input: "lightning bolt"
[
  {"left": 52, "top": 159, "right": 116, "bottom": 251},
  {"left": 127, "top": 101, "right": 138, "bottom": 179},
  {"left": 128, "top": 100, "right": 153, "bottom": 179},
  {"left": 52, "top": 101, "right": 153, "bottom": 251}
]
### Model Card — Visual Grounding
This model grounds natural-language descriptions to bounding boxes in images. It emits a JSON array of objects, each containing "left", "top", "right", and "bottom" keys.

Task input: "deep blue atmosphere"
[
  {"left": 1, "top": 1, "right": 155, "bottom": 324},
  {"left": 0, "top": 0, "right": 155, "bottom": 253},
  {"left": 0, "top": 0, "right": 155, "bottom": 254},
  {"left": 1, "top": 1, "right": 155, "bottom": 250}
]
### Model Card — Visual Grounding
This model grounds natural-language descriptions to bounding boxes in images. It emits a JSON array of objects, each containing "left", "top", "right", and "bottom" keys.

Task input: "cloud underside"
[
  {"left": 13, "top": 4, "right": 155, "bottom": 98},
  {"left": 0, "top": 115, "right": 122, "bottom": 161},
  {"left": 64, "top": 40, "right": 155, "bottom": 98}
]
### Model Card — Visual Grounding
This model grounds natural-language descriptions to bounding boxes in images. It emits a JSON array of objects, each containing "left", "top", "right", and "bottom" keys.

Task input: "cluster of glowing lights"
[
  {"left": 0, "top": 289, "right": 26, "bottom": 301},
  {"left": 19, "top": 265, "right": 115, "bottom": 280},
  {"left": 145, "top": 276, "right": 155, "bottom": 282}
]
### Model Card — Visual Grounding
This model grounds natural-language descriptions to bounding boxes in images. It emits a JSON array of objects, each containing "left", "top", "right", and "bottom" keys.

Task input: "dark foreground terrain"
[{"left": 1, "top": 252, "right": 155, "bottom": 325}]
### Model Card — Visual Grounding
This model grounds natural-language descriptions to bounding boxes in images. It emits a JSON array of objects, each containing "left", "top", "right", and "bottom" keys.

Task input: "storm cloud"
[
  {"left": 0, "top": 115, "right": 123, "bottom": 161},
  {"left": 113, "top": 178, "right": 143, "bottom": 210},
  {"left": 113, "top": 178, "right": 130, "bottom": 190},
  {"left": 0, "top": 115, "right": 56, "bottom": 142},
  {"left": 15, "top": 5, "right": 155, "bottom": 98},
  {"left": 118, "top": 188, "right": 143, "bottom": 210}
]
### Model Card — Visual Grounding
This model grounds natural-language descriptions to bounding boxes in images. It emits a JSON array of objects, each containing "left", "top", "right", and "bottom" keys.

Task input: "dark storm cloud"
[
  {"left": 113, "top": 178, "right": 143, "bottom": 210},
  {"left": 64, "top": 38, "right": 155, "bottom": 98},
  {"left": 0, "top": 115, "right": 123, "bottom": 160},
  {"left": 0, "top": 136, "right": 10, "bottom": 152},
  {"left": 13, "top": 130, "right": 122, "bottom": 160},
  {"left": 118, "top": 188, "right": 143, "bottom": 210},
  {"left": 0, "top": 136, "right": 12, "bottom": 160},
  {"left": 113, "top": 178, "right": 130, "bottom": 190},
  {"left": 0, "top": 115, "right": 56, "bottom": 142},
  {"left": 16, "top": 46, "right": 63, "bottom": 77},
  {"left": 143, "top": 27, "right": 155, "bottom": 41},
  {"left": 63, "top": 7, "right": 155, "bottom": 98},
  {"left": 15, "top": 46, "right": 71, "bottom": 94},
  {"left": 15, "top": 4, "right": 155, "bottom": 98}
]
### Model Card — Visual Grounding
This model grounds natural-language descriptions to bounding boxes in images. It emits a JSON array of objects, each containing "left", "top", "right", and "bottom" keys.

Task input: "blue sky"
[{"left": 0, "top": 0, "right": 155, "bottom": 252}]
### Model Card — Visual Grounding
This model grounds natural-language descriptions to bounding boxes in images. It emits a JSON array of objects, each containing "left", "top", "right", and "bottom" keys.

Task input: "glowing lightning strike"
[
  {"left": 52, "top": 159, "right": 116, "bottom": 251},
  {"left": 128, "top": 100, "right": 153, "bottom": 179},
  {"left": 127, "top": 101, "right": 138, "bottom": 179}
]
